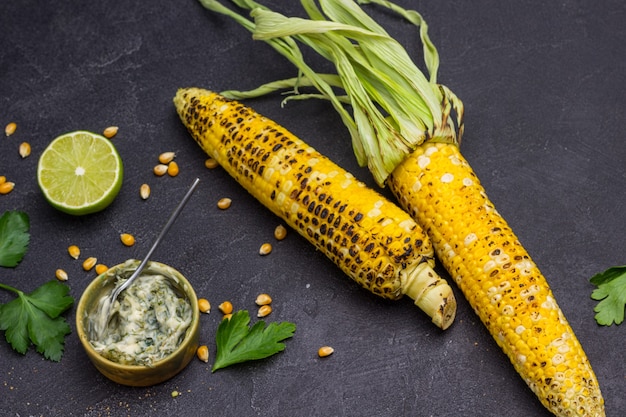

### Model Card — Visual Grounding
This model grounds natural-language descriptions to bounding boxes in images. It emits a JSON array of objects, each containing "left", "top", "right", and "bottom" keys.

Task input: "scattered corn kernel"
[
  {"left": 0, "top": 181, "right": 15, "bottom": 195},
  {"left": 259, "top": 243, "right": 272, "bottom": 256},
  {"left": 257, "top": 305, "right": 272, "bottom": 318},
  {"left": 198, "top": 298, "right": 211, "bottom": 313},
  {"left": 217, "top": 197, "right": 232, "bottom": 210},
  {"left": 218, "top": 301, "right": 233, "bottom": 315},
  {"left": 153, "top": 164, "right": 168, "bottom": 176},
  {"left": 103, "top": 126, "right": 119, "bottom": 139},
  {"left": 196, "top": 345, "right": 209, "bottom": 363},
  {"left": 5, "top": 122, "right": 17, "bottom": 136},
  {"left": 204, "top": 158, "right": 219, "bottom": 169},
  {"left": 68, "top": 245, "right": 80, "bottom": 259},
  {"left": 318, "top": 346, "right": 334, "bottom": 358},
  {"left": 274, "top": 224, "right": 287, "bottom": 241},
  {"left": 255, "top": 293, "right": 272, "bottom": 306},
  {"left": 120, "top": 233, "right": 135, "bottom": 247},
  {"left": 167, "top": 161, "right": 179, "bottom": 177},
  {"left": 159, "top": 151, "right": 176, "bottom": 164},
  {"left": 55, "top": 269, "right": 68, "bottom": 281},
  {"left": 95, "top": 264, "right": 108, "bottom": 275},
  {"left": 82, "top": 257, "right": 97, "bottom": 271},
  {"left": 19, "top": 142, "right": 31, "bottom": 158},
  {"left": 140, "top": 183, "right": 150, "bottom": 200}
]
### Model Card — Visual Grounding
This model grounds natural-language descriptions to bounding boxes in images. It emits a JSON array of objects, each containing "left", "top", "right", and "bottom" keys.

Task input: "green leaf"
[
  {"left": 590, "top": 265, "right": 626, "bottom": 326},
  {"left": 0, "top": 210, "right": 30, "bottom": 268},
  {"left": 0, "top": 281, "right": 74, "bottom": 361},
  {"left": 212, "top": 310, "right": 296, "bottom": 371}
]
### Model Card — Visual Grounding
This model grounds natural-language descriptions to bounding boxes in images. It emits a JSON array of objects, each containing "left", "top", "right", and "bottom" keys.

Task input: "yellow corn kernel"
[
  {"left": 19, "top": 142, "right": 31, "bottom": 158},
  {"left": 389, "top": 142, "right": 604, "bottom": 416},
  {"left": 95, "top": 264, "right": 108, "bottom": 275},
  {"left": 198, "top": 298, "right": 211, "bottom": 314},
  {"left": 255, "top": 293, "right": 272, "bottom": 306},
  {"left": 68, "top": 245, "right": 80, "bottom": 259},
  {"left": 159, "top": 151, "right": 176, "bottom": 164},
  {"left": 82, "top": 257, "right": 97, "bottom": 271},
  {"left": 204, "top": 158, "right": 219, "bottom": 169},
  {"left": 103, "top": 126, "right": 119, "bottom": 139},
  {"left": 216, "top": 197, "right": 231, "bottom": 210},
  {"left": 120, "top": 233, "right": 135, "bottom": 247},
  {"left": 140, "top": 183, "right": 150, "bottom": 200},
  {"left": 196, "top": 345, "right": 209, "bottom": 363},
  {"left": 173, "top": 88, "right": 456, "bottom": 330},
  {"left": 153, "top": 164, "right": 168, "bottom": 176},
  {"left": 317, "top": 346, "right": 334, "bottom": 358},
  {"left": 257, "top": 305, "right": 272, "bottom": 318},
  {"left": 55, "top": 269, "right": 68, "bottom": 281},
  {"left": 273, "top": 224, "right": 287, "bottom": 241},
  {"left": 167, "top": 161, "right": 179, "bottom": 177},
  {"left": 0, "top": 181, "right": 15, "bottom": 195},
  {"left": 218, "top": 301, "right": 233, "bottom": 315},
  {"left": 5, "top": 122, "right": 17, "bottom": 136},
  {"left": 259, "top": 243, "right": 272, "bottom": 256}
]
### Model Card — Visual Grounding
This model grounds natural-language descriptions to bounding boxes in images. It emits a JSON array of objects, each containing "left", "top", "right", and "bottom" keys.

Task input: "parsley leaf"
[
  {"left": 0, "top": 280, "right": 74, "bottom": 361},
  {"left": 590, "top": 265, "right": 626, "bottom": 326},
  {"left": 212, "top": 310, "right": 296, "bottom": 372},
  {"left": 0, "top": 210, "right": 30, "bottom": 268}
]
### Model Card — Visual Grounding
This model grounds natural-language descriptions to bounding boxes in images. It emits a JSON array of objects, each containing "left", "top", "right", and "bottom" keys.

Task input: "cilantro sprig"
[
  {"left": 0, "top": 210, "right": 30, "bottom": 267},
  {"left": 0, "top": 281, "right": 74, "bottom": 361},
  {"left": 212, "top": 310, "right": 296, "bottom": 372},
  {"left": 590, "top": 266, "right": 626, "bottom": 326}
]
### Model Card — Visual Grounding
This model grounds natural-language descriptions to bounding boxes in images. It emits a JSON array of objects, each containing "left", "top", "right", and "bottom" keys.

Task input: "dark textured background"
[{"left": 1, "top": 1, "right": 624, "bottom": 416}]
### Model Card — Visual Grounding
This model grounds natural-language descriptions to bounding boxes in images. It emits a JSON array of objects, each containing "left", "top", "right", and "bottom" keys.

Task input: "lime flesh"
[{"left": 37, "top": 131, "right": 124, "bottom": 215}]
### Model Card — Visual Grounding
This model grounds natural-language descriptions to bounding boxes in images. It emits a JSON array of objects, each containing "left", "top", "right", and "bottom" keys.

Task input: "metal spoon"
[{"left": 92, "top": 177, "right": 200, "bottom": 339}]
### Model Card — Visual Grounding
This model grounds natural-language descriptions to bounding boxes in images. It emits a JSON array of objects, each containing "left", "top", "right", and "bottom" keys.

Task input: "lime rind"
[{"left": 37, "top": 131, "right": 124, "bottom": 215}]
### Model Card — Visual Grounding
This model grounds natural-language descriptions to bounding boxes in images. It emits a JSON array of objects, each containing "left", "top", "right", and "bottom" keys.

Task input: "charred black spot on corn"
[{"left": 174, "top": 88, "right": 456, "bottom": 329}]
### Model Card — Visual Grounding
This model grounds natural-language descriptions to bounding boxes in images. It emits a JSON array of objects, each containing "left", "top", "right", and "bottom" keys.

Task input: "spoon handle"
[{"left": 112, "top": 177, "right": 200, "bottom": 297}]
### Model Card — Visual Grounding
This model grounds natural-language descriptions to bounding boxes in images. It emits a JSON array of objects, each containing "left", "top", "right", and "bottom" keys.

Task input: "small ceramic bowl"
[{"left": 76, "top": 259, "right": 199, "bottom": 387}]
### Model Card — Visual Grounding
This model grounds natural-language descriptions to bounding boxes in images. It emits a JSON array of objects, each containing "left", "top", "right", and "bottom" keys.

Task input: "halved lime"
[{"left": 37, "top": 131, "right": 124, "bottom": 215}]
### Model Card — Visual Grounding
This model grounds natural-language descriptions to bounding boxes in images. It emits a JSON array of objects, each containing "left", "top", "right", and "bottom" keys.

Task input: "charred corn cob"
[
  {"left": 389, "top": 143, "right": 604, "bottom": 415},
  {"left": 174, "top": 87, "right": 456, "bottom": 329}
]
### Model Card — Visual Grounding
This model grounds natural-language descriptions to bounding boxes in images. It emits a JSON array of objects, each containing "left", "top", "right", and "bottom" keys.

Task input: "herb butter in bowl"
[{"left": 76, "top": 259, "right": 200, "bottom": 386}]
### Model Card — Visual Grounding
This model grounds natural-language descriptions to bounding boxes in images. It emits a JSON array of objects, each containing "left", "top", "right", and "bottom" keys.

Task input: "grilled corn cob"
[
  {"left": 389, "top": 142, "right": 604, "bottom": 416},
  {"left": 174, "top": 87, "right": 456, "bottom": 329}
]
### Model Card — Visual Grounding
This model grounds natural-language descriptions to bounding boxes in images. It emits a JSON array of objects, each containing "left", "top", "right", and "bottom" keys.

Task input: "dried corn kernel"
[
  {"left": 153, "top": 164, "right": 168, "bottom": 176},
  {"left": 274, "top": 224, "right": 287, "bottom": 241},
  {"left": 217, "top": 197, "right": 231, "bottom": 210},
  {"left": 55, "top": 269, "right": 68, "bottom": 281},
  {"left": 0, "top": 181, "right": 15, "bottom": 195},
  {"left": 68, "top": 245, "right": 80, "bottom": 259},
  {"left": 257, "top": 305, "right": 272, "bottom": 318},
  {"left": 204, "top": 158, "right": 219, "bottom": 169},
  {"left": 159, "top": 152, "right": 176, "bottom": 164},
  {"left": 140, "top": 183, "right": 150, "bottom": 200},
  {"left": 318, "top": 346, "right": 334, "bottom": 358},
  {"left": 83, "top": 257, "right": 97, "bottom": 271},
  {"left": 103, "top": 126, "right": 119, "bottom": 138},
  {"left": 167, "top": 161, "right": 179, "bottom": 177},
  {"left": 218, "top": 301, "right": 233, "bottom": 315},
  {"left": 196, "top": 345, "right": 209, "bottom": 363},
  {"left": 198, "top": 298, "right": 211, "bottom": 314},
  {"left": 19, "top": 142, "right": 31, "bottom": 158},
  {"left": 5, "top": 122, "right": 17, "bottom": 136},
  {"left": 259, "top": 243, "right": 272, "bottom": 256},
  {"left": 95, "top": 264, "right": 108, "bottom": 275},
  {"left": 255, "top": 293, "right": 272, "bottom": 306},
  {"left": 120, "top": 233, "right": 135, "bottom": 247}
]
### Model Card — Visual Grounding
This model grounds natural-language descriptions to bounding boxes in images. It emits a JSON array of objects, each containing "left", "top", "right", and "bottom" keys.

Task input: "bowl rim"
[{"left": 76, "top": 259, "right": 200, "bottom": 371}]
